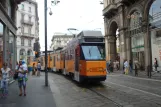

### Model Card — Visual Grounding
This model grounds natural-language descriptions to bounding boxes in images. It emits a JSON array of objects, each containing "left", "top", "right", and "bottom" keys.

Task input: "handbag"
[
  {"left": 14, "top": 65, "right": 20, "bottom": 80},
  {"left": 13, "top": 72, "right": 18, "bottom": 80}
]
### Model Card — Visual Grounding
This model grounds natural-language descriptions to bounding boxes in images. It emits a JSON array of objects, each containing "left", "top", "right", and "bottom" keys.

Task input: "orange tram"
[{"left": 39, "top": 31, "right": 106, "bottom": 82}]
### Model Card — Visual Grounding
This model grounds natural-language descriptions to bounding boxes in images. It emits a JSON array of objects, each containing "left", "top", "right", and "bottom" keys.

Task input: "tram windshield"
[{"left": 81, "top": 45, "right": 105, "bottom": 60}]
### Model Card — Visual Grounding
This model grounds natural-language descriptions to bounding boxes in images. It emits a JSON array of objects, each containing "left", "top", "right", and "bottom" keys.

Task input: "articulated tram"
[{"left": 31, "top": 31, "right": 107, "bottom": 82}]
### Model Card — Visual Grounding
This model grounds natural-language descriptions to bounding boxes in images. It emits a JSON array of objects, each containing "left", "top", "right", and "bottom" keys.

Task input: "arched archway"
[
  {"left": 127, "top": 10, "right": 145, "bottom": 70},
  {"left": 148, "top": 0, "right": 161, "bottom": 70},
  {"left": 107, "top": 21, "right": 120, "bottom": 62}
]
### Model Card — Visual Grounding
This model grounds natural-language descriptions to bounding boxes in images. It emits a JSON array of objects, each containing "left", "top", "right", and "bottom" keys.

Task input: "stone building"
[
  {"left": 103, "top": 0, "right": 161, "bottom": 70},
  {"left": 50, "top": 34, "right": 73, "bottom": 51},
  {"left": 0, "top": 0, "right": 26, "bottom": 70},
  {"left": 16, "top": 0, "right": 39, "bottom": 62}
]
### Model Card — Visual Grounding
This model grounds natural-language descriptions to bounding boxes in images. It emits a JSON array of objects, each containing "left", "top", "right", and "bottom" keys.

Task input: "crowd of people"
[
  {"left": 0, "top": 60, "right": 41, "bottom": 98},
  {"left": 106, "top": 58, "right": 159, "bottom": 76}
]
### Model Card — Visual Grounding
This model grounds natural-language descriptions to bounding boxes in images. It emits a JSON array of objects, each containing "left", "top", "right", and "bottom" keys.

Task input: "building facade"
[
  {"left": 103, "top": 0, "right": 161, "bottom": 71},
  {"left": 50, "top": 34, "right": 73, "bottom": 51},
  {"left": 0, "top": 0, "right": 26, "bottom": 82},
  {"left": 16, "top": 0, "right": 39, "bottom": 63}
]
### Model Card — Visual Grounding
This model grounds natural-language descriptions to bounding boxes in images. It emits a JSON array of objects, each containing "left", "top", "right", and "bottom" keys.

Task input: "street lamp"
[
  {"left": 67, "top": 28, "right": 78, "bottom": 38},
  {"left": 100, "top": 1, "right": 103, "bottom": 5},
  {"left": 44, "top": 0, "right": 60, "bottom": 86}
]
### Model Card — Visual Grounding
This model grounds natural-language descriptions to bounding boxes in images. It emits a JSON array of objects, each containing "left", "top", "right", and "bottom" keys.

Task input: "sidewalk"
[
  {"left": 109, "top": 69, "right": 161, "bottom": 80},
  {"left": 0, "top": 75, "right": 56, "bottom": 107}
]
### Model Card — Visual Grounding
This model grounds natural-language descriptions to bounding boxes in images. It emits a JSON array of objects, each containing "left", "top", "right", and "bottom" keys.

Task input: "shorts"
[
  {"left": 38, "top": 68, "right": 41, "bottom": 71},
  {"left": 18, "top": 78, "right": 26, "bottom": 88}
]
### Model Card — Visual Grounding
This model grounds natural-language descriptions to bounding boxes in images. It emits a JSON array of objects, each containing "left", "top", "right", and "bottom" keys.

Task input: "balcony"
[
  {"left": 103, "top": 3, "right": 118, "bottom": 17},
  {"left": 21, "top": 33, "right": 35, "bottom": 38},
  {"left": 21, "top": 20, "right": 33, "bottom": 26}
]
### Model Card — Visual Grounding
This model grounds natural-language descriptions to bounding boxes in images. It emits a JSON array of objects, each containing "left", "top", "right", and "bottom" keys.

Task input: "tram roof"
[{"left": 77, "top": 30, "right": 103, "bottom": 38}]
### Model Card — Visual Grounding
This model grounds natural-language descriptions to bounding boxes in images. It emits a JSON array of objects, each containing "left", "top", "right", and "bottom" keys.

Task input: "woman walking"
[
  {"left": 16, "top": 60, "right": 28, "bottom": 96},
  {"left": 32, "top": 63, "right": 36, "bottom": 76},
  {"left": 124, "top": 60, "right": 129, "bottom": 75},
  {"left": 37, "top": 61, "right": 41, "bottom": 76},
  {"left": 0, "top": 63, "right": 11, "bottom": 98},
  {"left": 154, "top": 58, "right": 158, "bottom": 72}
]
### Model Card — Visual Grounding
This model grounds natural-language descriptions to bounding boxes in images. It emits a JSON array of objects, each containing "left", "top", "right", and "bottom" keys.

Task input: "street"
[
  {"left": 1, "top": 72, "right": 161, "bottom": 107},
  {"left": 49, "top": 72, "right": 161, "bottom": 107}
]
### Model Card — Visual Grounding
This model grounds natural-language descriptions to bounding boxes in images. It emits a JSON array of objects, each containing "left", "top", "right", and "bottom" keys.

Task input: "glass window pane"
[{"left": 81, "top": 45, "right": 105, "bottom": 60}]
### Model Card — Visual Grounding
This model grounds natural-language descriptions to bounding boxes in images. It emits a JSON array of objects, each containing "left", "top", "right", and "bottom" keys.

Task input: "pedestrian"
[
  {"left": 16, "top": 60, "right": 28, "bottom": 96},
  {"left": 124, "top": 60, "right": 129, "bottom": 75},
  {"left": 123, "top": 60, "right": 126, "bottom": 74},
  {"left": 106, "top": 61, "right": 110, "bottom": 73},
  {"left": 154, "top": 58, "right": 158, "bottom": 72},
  {"left": 134, "top": 59, "right": 139, "bottom": 76},
  {"left": 129, "top": 60, "right": 133, "bottom": 73},
  {"left": 0, "top": 62, "right": 11, "bottom": 98},
  {"left": 109, "top": 60, "right": 113, "bottom": 72},
  {"left": 32, "top": 63, "right": 36, "bottom": 75},
  {"left": 135, "top": 64, "right": 138, "bottom": 76},
  {"left": 37, "top": 61, "right": 41, "bottom": 76},
  {"left": 116, "top": 60, "right": 119, "bottom": 71}
]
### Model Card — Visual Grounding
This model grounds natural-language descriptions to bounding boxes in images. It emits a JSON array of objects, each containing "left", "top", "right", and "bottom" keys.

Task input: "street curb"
[{"left": 8, "top": 80, "right": 15, "bottom": 85}]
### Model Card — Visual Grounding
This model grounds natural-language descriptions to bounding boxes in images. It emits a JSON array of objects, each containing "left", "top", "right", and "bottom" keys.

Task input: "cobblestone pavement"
[
  {"left": 48, "top": 73, "right": 119, "bottom": 107},
  {"left": 101, "top": 74, "right": 161, "bottom": 107},
  {"left": 49, "top": 72, "right": 161, "bottom": 107}
]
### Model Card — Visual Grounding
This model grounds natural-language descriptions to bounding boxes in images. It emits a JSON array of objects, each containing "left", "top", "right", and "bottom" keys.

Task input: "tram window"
[
  {"left": 61, "top": 54, "right": 63, "bottom": 61},
  {"left": 50, "top": 56, "right": 52, "bottom": 61},
  {"left": 53, "top": 56, "right": 56, "bottom": 66},
  {"left": 81, "top": 45, "right": 105, "bottom": 60},
  {"left": 57, "top": 54, "right": 60, "bottom": 61},
  {"left": 57, "top": 55, "right": 58, "bottom": 61},
  {"left": 41, "top": 57, "right": 43, "bottom": 65}
]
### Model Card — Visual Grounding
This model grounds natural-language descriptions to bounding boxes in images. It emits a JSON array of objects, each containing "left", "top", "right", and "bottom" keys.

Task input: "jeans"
[
  {"left": 129, "top": 66, "right": 133, "bottom": 73},
  {"left": 1, "top": 80, "right": 8, "bottom": 96}
]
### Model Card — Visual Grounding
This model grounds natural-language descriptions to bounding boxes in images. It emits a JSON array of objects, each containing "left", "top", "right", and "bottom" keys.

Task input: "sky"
[{"left": 36, "top": 0, "right": 104, "bottom": 51}]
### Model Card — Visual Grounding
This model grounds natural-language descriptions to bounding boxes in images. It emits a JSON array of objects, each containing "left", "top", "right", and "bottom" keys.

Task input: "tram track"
[
  {"left": 87, "top": 86, "right": 123, "bottom": 107},
  {"left": 51, "top": 72, "right": 123, "bottom": 107}
]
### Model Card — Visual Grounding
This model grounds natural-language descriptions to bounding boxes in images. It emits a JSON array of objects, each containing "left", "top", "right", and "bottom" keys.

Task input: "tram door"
[
  {"left": 74, "top": 46, "right": 80, "bottom": 81},
  {"left": 75, "top": 50, "right": 79, "bottom": 72},
  {"left": 63, "top": 54, "right": 65, "bottom": 69}
]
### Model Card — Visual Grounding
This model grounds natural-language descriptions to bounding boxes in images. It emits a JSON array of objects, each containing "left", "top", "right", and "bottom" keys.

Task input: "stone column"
[
  {"left": 126, "top": 35, "right": 131, "bottom": 62},
  {"left": 143, "top": 22, "right": 152, "bottom": 73},
  {"left": 107, "top": 35, "right": 117, "bottom": 61},
  {"left": 119, "top": 29, "right": 127, "bottom": 69},
  {"left": 3, "top": 26, "right": 9, "bottom": 63},
  {"left": 105, "top": 35, "right": 109, "bottom": 61}
]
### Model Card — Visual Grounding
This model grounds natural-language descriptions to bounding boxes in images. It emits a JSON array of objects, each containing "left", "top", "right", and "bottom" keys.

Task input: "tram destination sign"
[{"left": 84, "top": 38, "right": 104, "bottom": 42}]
